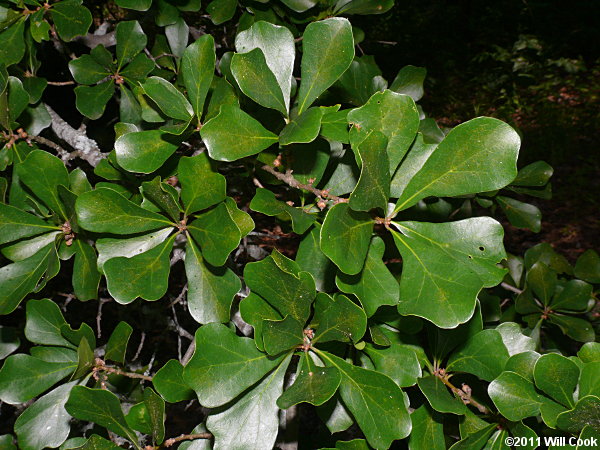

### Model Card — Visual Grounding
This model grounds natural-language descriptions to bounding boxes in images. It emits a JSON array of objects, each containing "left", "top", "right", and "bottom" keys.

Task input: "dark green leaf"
[
  {"left": 142, "top": 76, "right": 193, "bottom": 121},
  {"left": 579, "top": 362, "right": 600, "bottom": 398},
  {"left": 116, "top": 20, "right": 146, "bottom": 69},
  {"left": 249, "top": 188, "right": 315, "bottom": 234},
  {"left": 115, "top": 130, "right": 180, "bottom": 174},
  {"left": 555, "top": 396, "right": 600, "bottom": 433},
  {"left": 178, "top": 153, "right": 226, "bottom": 215},
  {"left": 50, "top": 0, "right": 92, "bottom": 41},
  {"left": 262, "top": 315, "right": 304, "bottom": 355},
  {"left": 311, "top": 293, "right": 366, "bottom": 344},
  {"left": 206, "top": 0, "right": 236, "bottom": 25},
  {"left": 389, "top": 65, "right": 427, "bottom": 101},
  {"left": 279, "top": 107, "right": 323, "bottom": 144},
  {"left": 533, "top": 353, "right": 579, "bottom": 407},
  {"left": 447, "top": 329, "right": 509, "bottom": 381},
  {"left": 332, "top": 55, "right": 383, "bottom": 106},
  {"left": 574, "top": 250, "right": 600, "bottom": 284},
  {"left": 144, "top": 388, "right": 165, "bottom": 445},
  {"left": 551, "top": 279, "right": 592, "bottom": 311},
  {"left": 497, "top": 196, "right": 541, "bottom": 232},
  {"left": 76, "top": 188, "right": 174, "bottom": 234},
  {"left": 364, "top": 343, "right": 421, "bottom": 387},
  {"left": 0, "top": 354, "right": 75, "bottom": 404},
  {"left": 65, "top": 386, "right": 139, "bottom": 447},
  {"left": 320, "top": 203, "right": 373, "bottom": 275},
  {"left": 0, "top": 203, "right": 58, "bottom": 245},
  {"left": 141, "top": 177, "right": 181, "bottom": 221},
  {"left": 105, "top": 321, "right": 133, "bottom": 364},
  {"left": 72, "top": 240, "right": 100, "bottom": 301},
  {"left": 183, "top": 323, "right": 286, "bottom": 408},
  {"left": 417, "top": 375, "right": 467, "bottom": 415},
  {"left": 391, "top": 218, "right": 507, "bottom": 328},
  {"left": 488, "top": 371, "right": 544, "bottom": 421},
  {"left": 408, "top": 405, "right": 445, "bottom": 450},
  {"left": 296, "top": 225, "right": 336, "bottom": 292},
  {"left": 74, "top": 82, "right": 115, "bottom": 119},
  {"left": 0, "top": 20, "right": 25, "bottom": 66},
  {"left": 185, "top": 238, "right": 240, "bottom": 323},
  {"left": 201, "top": 104, "right": 278, "bottom": 161},
  {"left": 0, "top": 326, "right": 19, "bottom": 359},
  {"left": 182, "top": 35, "right": 216, "bottom": 119},
  {"left": 297, "top": 18, "right": 354, "bottom": 115},
  {"left": 24, "top": 298, "right": 74, "bottom": 348},
  {"left": 104, "top": 234, "right": 175, "bottom": 304},
  {"left": 153, "top": 359, "right": 194, "bottom": 403},
  {"left": 512, "top": 161, "right": 553, "bottom": 186}
]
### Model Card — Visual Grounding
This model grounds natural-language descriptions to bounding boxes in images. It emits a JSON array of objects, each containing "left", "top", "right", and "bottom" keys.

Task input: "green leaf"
[
  {"left": 8, "top": 77, "right": 29, "bottom": 122},
  {"left": 311, "top": 293, "right": 366, "bottom": 344},
  {"left": 0, "top": 203, "right": 58, "bottom": 245},
  {"left": 0, "top": 354, "right": 75, "bottom": 404},
  {"left": 336, "top": 236, "right": 399, "bottom": 317},
  {"left": 320, "top": 351, "right": 411, "bottom": 448},
  {"left": 527, "top": 262, "right": 557, "bottom": 306},
  {"left": 533, "top": 353, "right": 579, "bottom": 407},
  {"left": 320, "top": 203, "right": 373, "bottom": 275},
  {"left": 551, "top": 279, "right": 592, "bottom": 311},
  {"left": 262, "top": 315, "right": 304, "bottom": 355},
  {"left": 578, "top": 343, "right": 600, "bottom": 363},
  {"left": 279, "top": 0, "right": 316, "bottom": 12},
  {"left": 244, "top": 250, "right": 315, "bottom": 323},
  {"left": 24, "top": 298, "right": 74, "bottom": 348},
  {"left": 348, "top": 130, "right": 389, "bottom": 212},
  {"left": 71, "top": 337, "right": 94, "bottom": 380},
  {"left": 495, "top": 322, "right": 536, "bottom": 356},
  {"left": 141, "top": 177, "right": 181, "bottom": 221},
  {"left": 447, "top": 329, "right": 509, "bottom": 381},
  {"left": 206, "top": 356, "right": 291, "bottom": 450},
  {"left": 296, "top": 225, "right": 336, "bottom": 292},
  {"left": 187, "top": 203, "right": 240, "bottom": 266},
  {"left": 72, "top": 240, "right": 100, "bottom": 301},
  {"left": 389, "top": 65, "right": 427, "bottom": 101},
  {"left": 408, "top": 405, "right": 445, "bottom": 450},
  {"left": 574, "top": 250, "right": 600, "bottom": 284},
  {"left": 115, "top": 130, "right": 180, "bottom": 174},
  {"left": 235, "top": 21, "right": 295, "bottom": 109},
  {"left": 224, "top": 197, "right": 254, "bottom": 237},
  {"left": 178, "top": 153, "right": 226, "bottom": 215},
  {"left": 142, "top": 76, "right": 193, "bottom": 121},
  {"left": 65, "top": 386, "right": 140, "bottom": 448},
  {"left": 143, "top": 388, "right": 165, "bottom": 445},
  {"left": 332, "top": 55, "right": 383, "bottom": 106},
  {"left": 185, "top": 238, "right": 239, "bottom": 323},
  {"left": 105, "top": 321, "right": 133, "bottom": 364},
  {"left": 488, "top": 371, "right": 544, "bottom": 421},
  {"left": 277, "top": 352, "right": 340, "bottom": 409},
  {"left": 0, "top": 326, "right": 19, "bottom": 359},
  {"left": 334, "top": 0, "right": 394, "bottom": 15},
  {"left": 512, "top": 161, "right": 553, "bottom": 186},
  {"left": 14, "top": 380, "right": 78, "bottom": 450},
  {"left": 201, "top": 104, "right": 278, "bottom": 161},
  {"left": 120, "top": 54, "right": 154, "bottom": 84},
  {"left": 364, "top": 343, "right": 421, "bottom": 388},
  {"left": 104, "top": 234, "right": 175, "bottom": 304},
  {"left": 16, "top": 150, "right": 70, "bottom": 219},
  {"left": 76, "top": 188, "right": 173, "bottom": 234},
  {"left": 450, "top": 424, "right": 496, "bottom": 450},
  {"left": 524, "top": 242, "right": 572, "bottom": 274},
  {"left": 74, "top": 82, "right": 115, "bottom": 119},
  {"left": 556, "top": 396, "right": 600, "bottom": 433},
  {"left": 183, "top": 323, "right": 286, "bottom": 408},
  {"left": 125, "top": 402, "right": 152, "bottom": 435},
  {"left": 249, "top": 188, "right": 315, "bottom": 234},
  {"left": 60, "top": 322, "right": 96, "bottom": 350},
  {"left": 206, "top": 0, "right": 236, "bottom": 25},
  {"left": 239, "top": 293, "right": 282, "bottom": 352},
  {"left": 417, "top": 375, "right": 467, "bottom": 415},
  {"left": 577, "top": 362, "right": 600, "bottom": 401},
  {"left": 232, "top": 48, "right": 287, "bottom": 115},
  {"left": 321, "top": 107, "right": 349, "bottom": 143},
  {"left": 391, "top": 218, "right": 507, "bottom": 328},
  {"left": 279, "top": 107, "right": 323, "bottom": 145},
  {"left": 497, "top": 196, "right": 541, "bottom": 232},
  {"left": 297, "top": 18, "right": 354, "bottom": 115},
  {"left": 0, "top": 244, "right": 58, "bottom": 315},
  {"left": 70, "top": 435, "right": 120, "bottom": 449},
  {"left": 50, "top": 0, "right": 92, "bottom": 41},
  {"left": 348, "top": 90, "right": 420, "bottom": 173},
  {"left": 394, "top": 117, "right": 520, "bottom": 212},
  {"left": 0, "top": 20, "right": 25, "bottom": 66},
  {"left": 182, "top": 35, "right": 215, "bottom": 119},
  {"left": 116, "top": 20, "right": 146, "bottom": 69},
  {"left": 152, "top": 359, "right": 194, "bottom": 403},
  {"left": 205, "top": 77, "right": 238, "bottom": 121}
]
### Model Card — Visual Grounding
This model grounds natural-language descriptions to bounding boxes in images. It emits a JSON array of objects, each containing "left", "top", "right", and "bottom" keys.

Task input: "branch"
[
  {"left": 161, "top": 433, "right": 212, "bottom": 447},
  {"left": 500, "top": 282, "right": 523, "bottom": 295},
  {"left": 434, "top": 369, "right": 489, "bottom": 414},
  {"left": 44, "top": 104, "right": 105, "bottom": 166},
  {"left": 260, "top": 164, "right": 348, "bottom": 207},
  {"left": 94, "top": 358, "right": 153, "bottom": 382}
]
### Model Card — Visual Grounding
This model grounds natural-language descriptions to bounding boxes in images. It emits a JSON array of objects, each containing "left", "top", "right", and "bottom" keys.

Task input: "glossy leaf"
[
  {"left": 185, "top": 238, "right": 240, "bottom": 323},
  {"left": 447, "top": 329, "right": 509, "bottom": 381},
  {"left": 574, "top": 250, "right": 600, "bottom": 283},
  {"left": 0, "top": 203, "right": 58, "bottom": 245},
  {"left": 183, "top": 323, "right": 286, "bottom": 408},
  {"left": 497, "top": 196, "right": 542, "bottom": 232},
  {"left": 391, "top": 218, "right": 506, "bottom": 328},
  {"left": 262, "top": 315, "right": 304, "bottom": 355},
  {"left": 116, "top": 21, "right": 147, "bottom": 69},
  {"left": 512, "top": 161, "right": 553, "bottom": 186},
  {"left": 279, "top": 108, "right": 323, "bottom": 144},
  {"left": 250, "top": 188, "right": 315, "bottom": 234},
  {"left": 320, "top": 203, "right": 373, "bottom": 275},
  {"left": 201, "top": 104, "right": 278, "bottom": 161},
  {"left": 50, "top": 0, "right": 92, "bottom": 41},
  {"left": 105, "top": 321, "right": 133, "bottom": 364},
  {"left": 348, "top": 90, "right": 420, "bottom": 173},
  {"left": 182, "top": 35, "right": 216, "bottom": 119},
  {"left": 533, "top": 353, "right": 579, "bottom": 407},
  {"left": 104, "top": 234, "right": 175, "bottom": 304},
  {"left": 153, "top": 359, "right": 195, "bottom": 403},
  {"left": 488, "top": 371, "right": 544, "bottom": 421},
  {"left": 555, "top": 396, "right": 600, "bottom": 433},
  {"left": 144, "top": 388, "right": 165, "bottom": 445},
  {"left": 417, "top": 375, "right": 467, "bottom": 415},
  {"left": 235, "top": 21, "right": 295, "bottom": 109},
  {"left": 76, "top": 188, "right": 173, "bottom": 234},
  {"left": 207, "top": 356, "right": 291, "bottom": 450},
  {"left": 408, "top": 405, "right": 445, "bottom": 450},
  {"left": 336, "top": 236, "right": 399, "bottom": 317},
  {"left": 142, "top": 77, "right": 193, "bottom": 121},
  {"left": 115, "top": 130, "right": 180, "bottom": 174},
  {"left": 390, "top": 65, "right": 427, "bottom": 101},
  {"left": 24, "top": 298, "right": 74, "bottom": 348},
  {"left": 0, "top": 354, "right": 75, "bottom": 404},
  {"left": 395, "top": 117, "right": 520, "bottom": 212},
  {"left": 297, "top": 18, "right": 354, "bottom": 115},
  {"left": 74, "top": 82, "right": 115, "bottom": 119},
  {"left": 72, "top": 240, "right": 101, "bottom": 301},
  {"left": 65, "top": 386, "right": 139, "bottom": 447},
  {"left": 178, "top": 153, "right": 226, "bottom": 215},
  {"left": 141, "top": 177, "right": 181, "bottom": 221},
  {"left": 320, "top": 351, "right": 411, "bottom": 449},
  {"left": 311, "top": 293, "right": 366, "bottom": 344},
  {"left": 364, "top": 343, "right": 421, "bottom": 388}
]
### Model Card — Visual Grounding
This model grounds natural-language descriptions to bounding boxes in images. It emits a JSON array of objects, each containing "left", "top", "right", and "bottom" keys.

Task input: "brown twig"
[
  {"left": 260, "top": 164, "right": 348, "bottom": 207},
  {"left": 162, "top": 433, "right": 213, "bottom": 447},
  {"left": 434, "top": 369, "right": 490, "bottom": 414},
  {"left": 500, "top": 282, "right": 523, "bottom": 295},
  {"left": 94, "top": 358, "right": 153, "bottom": 382},
  {"left": 46, "top": 80, "right": 75, "bottom": 86}
]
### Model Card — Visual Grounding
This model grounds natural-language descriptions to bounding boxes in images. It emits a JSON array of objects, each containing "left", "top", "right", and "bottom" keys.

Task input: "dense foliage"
[{"left": 0, "top": 0, "right": 598, "bottom": 449}]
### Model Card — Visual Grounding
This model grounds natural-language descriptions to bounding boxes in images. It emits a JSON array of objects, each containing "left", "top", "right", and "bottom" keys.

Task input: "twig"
[
  {"left": 132, "top": 331, "right": 146, "bottom": 361},
  {"left": 162, "top": 433, "right": 212, "bottom": 447},
  {"left": 434, "top": 369, "right": 489, "bottom": 414},
  {"left": 44, "top": 104, "right": 105, "bottom": 166},
  {"left": 93, "top": 358, "right": 153, "bottom": 382},
  {"left": 181, "top": 340, "right": 195, "bottom": 365},
  {"left": 500, "top": 282, "right": 523, "bottom": 295},
  {"left": 260, "top": 164, "right": 348, "bottom": 206},
  {"left": 46, "top": 80, "right": 75, "bottom": 86},
  {"left": 28, "top": 135, "right": 71, "bottom": 160}
]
